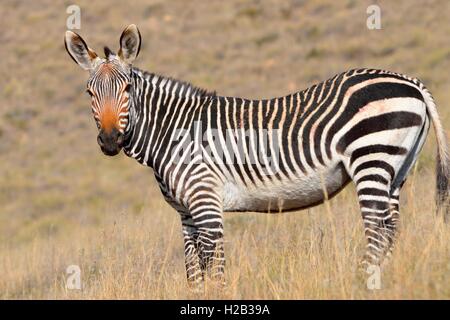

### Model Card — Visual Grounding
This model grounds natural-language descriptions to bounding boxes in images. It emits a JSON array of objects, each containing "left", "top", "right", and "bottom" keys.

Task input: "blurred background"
[{"left": 0, "top": 0, "right": 449, "bottom": 299}]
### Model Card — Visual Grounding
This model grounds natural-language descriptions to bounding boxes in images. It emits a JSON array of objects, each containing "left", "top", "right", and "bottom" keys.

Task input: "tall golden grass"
[{"left": 1, "top": 162, "right": 449, "bottom": 299}]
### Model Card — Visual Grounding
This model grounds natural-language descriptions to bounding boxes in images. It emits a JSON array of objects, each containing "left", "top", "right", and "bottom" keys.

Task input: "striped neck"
[{"left": 123, "top": 68, "right": 215, "bottom": 170}]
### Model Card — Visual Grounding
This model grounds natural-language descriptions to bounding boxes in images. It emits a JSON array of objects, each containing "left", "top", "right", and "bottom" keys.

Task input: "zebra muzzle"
[{"left": 97, "top": 128, "right": 123, "bottom": 156}]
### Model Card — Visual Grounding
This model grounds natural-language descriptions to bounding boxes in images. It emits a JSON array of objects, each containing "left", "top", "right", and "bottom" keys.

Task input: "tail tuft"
[
  {"left": 420, "top": 85, "right": 450, "bottom": 219},
  {"left": 436, "top": 155, "right": 449, "bottom": 220}
]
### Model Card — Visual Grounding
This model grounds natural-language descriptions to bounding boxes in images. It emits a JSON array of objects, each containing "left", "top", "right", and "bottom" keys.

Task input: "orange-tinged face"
[
  {"left": 87, "top": 60, "right": 131, "bottom": 156},
  {"left": 99, "top": 99, "right": 120, "bottom": 133},
  {"left": 93, "top": 91, "right": 130, "bottom": 134}
]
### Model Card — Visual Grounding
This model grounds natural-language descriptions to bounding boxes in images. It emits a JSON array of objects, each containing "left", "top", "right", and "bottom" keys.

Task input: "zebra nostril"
[
  {"left": 97, "top": 134, "right": 104, "bottom": 147},
  {"left": 116, "top": 134, "right": 124, "bottom": 146}
]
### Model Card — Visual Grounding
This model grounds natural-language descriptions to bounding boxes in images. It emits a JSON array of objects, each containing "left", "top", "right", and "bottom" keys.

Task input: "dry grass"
[
  {"left": 0, "top": 0, "right": 449, "bottom": 299},
  {"left": 1, "top": 166, "right": 449, "bottom": 299}
]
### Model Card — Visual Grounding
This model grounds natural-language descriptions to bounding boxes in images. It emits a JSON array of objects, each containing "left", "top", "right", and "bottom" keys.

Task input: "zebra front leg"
[
  {"left": 180, "top": 214, "right": 203, "bottom": 287},
  {"left": 197, "top": 226, "right": 225, "bottom": 285},
  {"left": 189, "top": 194, "right": 225, "bottom": 286}
]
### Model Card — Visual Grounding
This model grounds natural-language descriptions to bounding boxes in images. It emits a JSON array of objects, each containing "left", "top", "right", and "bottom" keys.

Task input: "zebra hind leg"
[
  {"left": 385, "top": 188, "right": 401, "bottom": 262},
  {"left": 355, "top": 175, "right": 399, "bottom": 268}
]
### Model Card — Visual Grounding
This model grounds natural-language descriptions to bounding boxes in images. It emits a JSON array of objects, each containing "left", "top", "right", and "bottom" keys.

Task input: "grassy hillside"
[{"left": 0, "top": 0, "right": 449, "bottom": 299}]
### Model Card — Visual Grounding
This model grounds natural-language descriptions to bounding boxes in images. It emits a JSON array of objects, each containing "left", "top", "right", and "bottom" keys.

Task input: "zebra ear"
[
  {"left": 65, "top": 31, "right": 100, "bottom": 71},
  {"left": 118, "top": 24, "right": 141, "bottom": 64}
]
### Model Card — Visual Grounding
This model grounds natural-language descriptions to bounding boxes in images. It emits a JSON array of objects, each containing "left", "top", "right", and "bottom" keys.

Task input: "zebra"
[{"left": 65, "top": 25, "right": 449, "bottom": 287}]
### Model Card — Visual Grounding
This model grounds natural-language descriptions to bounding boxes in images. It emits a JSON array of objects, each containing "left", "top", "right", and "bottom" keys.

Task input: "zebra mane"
[
  {"left": 165, "top": 76, "right": 216, "bottom": 99},
  {"left": 104, "top": 46, "right": 115, "bottom": 59},
  {"left": 132, "top": 67, "right": 216, "bottom": 99}
]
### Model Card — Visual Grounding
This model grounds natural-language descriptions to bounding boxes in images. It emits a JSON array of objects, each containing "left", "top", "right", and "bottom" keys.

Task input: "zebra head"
[{"left": 64, "top": 25, "right": 141, "bottom": 156}]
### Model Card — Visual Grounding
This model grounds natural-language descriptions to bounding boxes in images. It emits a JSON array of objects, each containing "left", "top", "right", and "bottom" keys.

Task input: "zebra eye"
[
  {"left": 124, "top": 83, "right": 132, "bottom": 93},
  {"left": 86, "top": 89, "right": 94, "bottom": 97}
]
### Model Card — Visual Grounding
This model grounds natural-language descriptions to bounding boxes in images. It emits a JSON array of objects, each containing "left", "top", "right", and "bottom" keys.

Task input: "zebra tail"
[{"left": 419, "top": 85, "right": 450, "bottom": 219}]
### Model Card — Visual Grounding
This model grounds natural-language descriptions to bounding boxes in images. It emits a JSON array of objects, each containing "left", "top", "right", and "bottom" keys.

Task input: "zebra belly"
[{"left": 222, "top": 163, "right": 349, "bottom": 212}]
